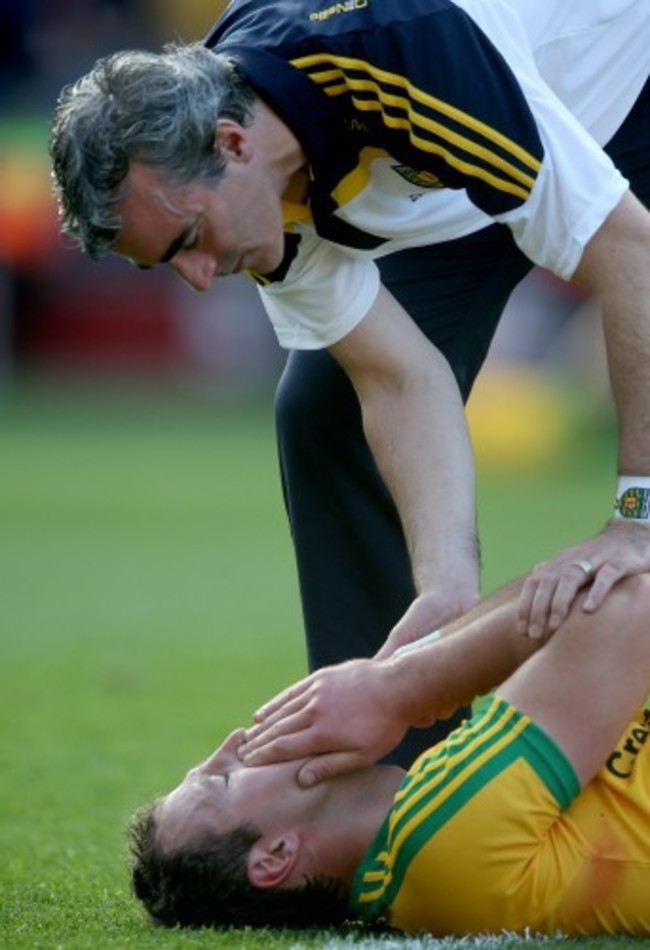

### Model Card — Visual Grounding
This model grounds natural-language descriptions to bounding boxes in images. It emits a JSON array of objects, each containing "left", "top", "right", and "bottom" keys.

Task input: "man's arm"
[
  {"left": 328, "top": 283, "right": 481, "bottom": 654},
  {"left": 517, "top": 191, "right": 650, "bottom": 638}
]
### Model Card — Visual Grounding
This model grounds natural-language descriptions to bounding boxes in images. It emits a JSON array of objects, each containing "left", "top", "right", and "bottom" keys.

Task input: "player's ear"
[
  {"left": 214, "top": 120, "right": 252, "bottom": 162},
  {"left": 246, "top": 831, "right": 301, "bottom": 889}
]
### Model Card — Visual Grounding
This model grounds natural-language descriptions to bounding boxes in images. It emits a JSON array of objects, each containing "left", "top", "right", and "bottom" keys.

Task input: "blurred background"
[
  {"left": 1, "top": 0, "right": 287, "bottom": 400},
  {"left": 0, "top": 0, "right": 612, "bottom": 452}
]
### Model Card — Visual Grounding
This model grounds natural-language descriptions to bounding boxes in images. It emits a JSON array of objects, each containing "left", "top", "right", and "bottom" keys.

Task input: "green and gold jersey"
[{"left": 352, "top": 696, "right": 650, "bottom": 936}]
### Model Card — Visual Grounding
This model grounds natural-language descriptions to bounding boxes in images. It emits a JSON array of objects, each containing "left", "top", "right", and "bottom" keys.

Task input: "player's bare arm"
[
  {"left": 240, "top": 576, "right": 548, "bottom": 784},
  {"left": 518, "top": 191, "right": 650, "bottom": 638},
  {"left": 328, "top": 284, "right": 481, "bottom": 655},
  {"left": 503, "top": 572, "right": 650, "bottom": 786}
]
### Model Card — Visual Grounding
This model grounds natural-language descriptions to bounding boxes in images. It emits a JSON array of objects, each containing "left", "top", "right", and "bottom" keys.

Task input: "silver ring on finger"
[{"left": 571, "top": 559, "right": 594, "bottom": 581}]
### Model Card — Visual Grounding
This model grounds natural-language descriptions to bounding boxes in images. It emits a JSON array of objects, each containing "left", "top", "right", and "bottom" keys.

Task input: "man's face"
[
  {"left": 114, "top": 159, "right": 286, "bottom": 291},
  {"left": 155, "top": 729, "right": 313, "bottom": 852}
]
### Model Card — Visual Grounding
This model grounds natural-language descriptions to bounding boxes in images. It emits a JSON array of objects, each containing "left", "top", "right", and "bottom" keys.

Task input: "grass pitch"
[{"left": 0, "top": 380, "right": 642, "bottom": 949}]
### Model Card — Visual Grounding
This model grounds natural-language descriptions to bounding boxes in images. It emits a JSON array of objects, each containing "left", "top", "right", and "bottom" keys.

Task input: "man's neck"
[
  {"left": 250, "top": 98, "right": 308, "bottom": 196},
  {"left": 313, "top": 765, "right": 405, "bottom": 885}
]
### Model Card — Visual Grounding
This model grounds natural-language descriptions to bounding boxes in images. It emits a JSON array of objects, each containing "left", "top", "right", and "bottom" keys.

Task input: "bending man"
[{"left": 51, "top": 1, "right": 650, "bottom": 767}]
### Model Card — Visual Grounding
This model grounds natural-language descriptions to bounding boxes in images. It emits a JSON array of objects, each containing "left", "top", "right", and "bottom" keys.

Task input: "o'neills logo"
[
  {"left": 392, "top": 165, "right": 443, "bottom": 189},
  {"left": 310, "top": 0, "right": 369, "bottom": 21},
  {"left": 606, "top": 710, "right": 650, "bottom": 778}
]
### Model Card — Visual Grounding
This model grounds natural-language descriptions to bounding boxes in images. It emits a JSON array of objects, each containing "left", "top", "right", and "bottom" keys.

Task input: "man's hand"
[
  {"left": 375, "top": 587, "right": 479, "bottom": 659},
  {"left": 238, "top": 658, "right": 428, "bottom": 786},
  {"left": 517, "top": 521, "right": 650, "bottom": 638}
]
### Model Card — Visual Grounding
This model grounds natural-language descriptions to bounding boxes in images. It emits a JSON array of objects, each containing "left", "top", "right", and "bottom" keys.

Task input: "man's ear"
[
  {"left": 246, "top": 831, "right": 301, "bottom": 889},
  {"left": 214, "top": 119, "right": 252, "bottom": 162}
]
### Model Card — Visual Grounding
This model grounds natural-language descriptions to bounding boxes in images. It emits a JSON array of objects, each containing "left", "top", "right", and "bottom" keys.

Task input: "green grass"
[{"left": 0, "top": 379, "right": 642, "bottom": 949}]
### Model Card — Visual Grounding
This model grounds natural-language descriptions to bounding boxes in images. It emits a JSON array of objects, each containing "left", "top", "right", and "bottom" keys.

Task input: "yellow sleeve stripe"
[
  {"left": 351, "top": 96, "right": 532, "bottom": 200},
  {"left": 328, "top": 71, "right": 535, "bottom": 191},
  {"left": 355, "top": 699, "right": 579, "bottom": 914},
  {"left": 294, "top": 52, "right": 541, "bottom": 172},
  {"left": 291, "top": 53, "right": 541, "bottom": 200},
  {"left": 357, "top": 702, "right": 528, "bottom": 905}
]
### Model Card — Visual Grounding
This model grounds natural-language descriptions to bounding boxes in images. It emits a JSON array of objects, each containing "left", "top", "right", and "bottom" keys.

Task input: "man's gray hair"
[{"left": 49, "top": 44, "right": 256, "bottom": 259}]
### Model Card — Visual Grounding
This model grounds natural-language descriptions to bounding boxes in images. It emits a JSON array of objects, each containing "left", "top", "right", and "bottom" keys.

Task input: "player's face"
[
  {"left": 155, "top": 729, "right": 312, "bottom": 851},
  {"left": 114, "top": 160, "right": 286, "bottom": 291}
]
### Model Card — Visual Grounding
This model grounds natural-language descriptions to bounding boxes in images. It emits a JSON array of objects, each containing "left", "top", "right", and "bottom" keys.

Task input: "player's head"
[
  {"left": 129, "top": 809, "right": 350, "bottom": 929},
  {"left": 49, "top": 44, "right": 255, "bottom": 260},
  {"left": 128, "top": 728, "right": 354, "bottom": 929}
]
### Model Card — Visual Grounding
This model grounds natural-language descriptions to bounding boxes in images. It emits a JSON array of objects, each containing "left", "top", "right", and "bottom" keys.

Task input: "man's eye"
[{"left": 183, "top": 231, "right": 199, "bottom": 252}]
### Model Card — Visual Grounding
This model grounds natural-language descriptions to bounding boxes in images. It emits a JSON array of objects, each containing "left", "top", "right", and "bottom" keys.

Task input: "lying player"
[{"left": 129, "top": 572, "right": 650, "bottom": 935}]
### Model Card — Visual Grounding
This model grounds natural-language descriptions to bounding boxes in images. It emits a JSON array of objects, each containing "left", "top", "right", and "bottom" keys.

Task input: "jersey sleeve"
[
  {"left": 258, "top": 226, "right": 380, "bottom": 350},
  {"left": 458, "top": 0, "right": 628, "bottom": 278},
  {"left": 334, "top": 0, "right": 628, "bottom": 278}
]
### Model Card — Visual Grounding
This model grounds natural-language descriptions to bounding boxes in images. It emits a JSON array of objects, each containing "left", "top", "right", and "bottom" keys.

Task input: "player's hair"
[
  {"left": 49, "top": 44, "right": 256, "bottom": 260},
  {"left": 128, "top": 802, "right": 352, "bottom": 929}
]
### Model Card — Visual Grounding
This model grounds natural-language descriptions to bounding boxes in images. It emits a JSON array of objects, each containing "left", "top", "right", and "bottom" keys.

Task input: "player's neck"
[{"left": 313, "top": 765, "right": 405, "bottom": 884}]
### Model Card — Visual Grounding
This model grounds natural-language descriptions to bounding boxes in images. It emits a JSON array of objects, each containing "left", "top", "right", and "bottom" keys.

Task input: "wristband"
[{"left": 613, "top": 476, "right": 650, "bottom": 521}]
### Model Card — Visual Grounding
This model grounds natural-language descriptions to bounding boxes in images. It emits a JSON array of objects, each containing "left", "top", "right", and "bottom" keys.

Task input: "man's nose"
[
  {"left": 202, "top": 728, "right": 247, "bottom": 772},
  {"left": 170, "top": 252, "right": 216, "bottom": 292}
]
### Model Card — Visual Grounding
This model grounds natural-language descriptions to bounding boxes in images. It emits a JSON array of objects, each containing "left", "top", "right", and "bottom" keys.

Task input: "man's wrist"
[
  {"left": 386, "top": 650, "right": 441, "bottom": 726},
  {"left": 613, "top": 475, "right": 650, "bottom": 522}
]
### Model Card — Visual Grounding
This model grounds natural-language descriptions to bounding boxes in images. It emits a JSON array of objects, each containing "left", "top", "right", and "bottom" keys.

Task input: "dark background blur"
[{"left": 0, "top": 0, "right": 285, "bottom": 397}]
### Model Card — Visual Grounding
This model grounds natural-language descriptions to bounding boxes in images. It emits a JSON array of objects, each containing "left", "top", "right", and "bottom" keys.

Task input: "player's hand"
[
  {"left": 374, "top": 587, "right": 479, "bottom": 660},
  {"left": 517, "top": 521, "right": 650, "bottom": 638},
  {"left": 238, "top": 658, "right": 417, "bottom": 786}
]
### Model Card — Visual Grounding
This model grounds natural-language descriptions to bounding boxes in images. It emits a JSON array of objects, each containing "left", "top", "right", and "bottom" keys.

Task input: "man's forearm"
[
  {"left": 360, "top": 352, "right": 479, "bottom": 596},
  {"left": 330, "top": 284, "right": 480, "bottom": 614},
  {"left": 575, "top": 191, "right": 650, "bottom": 474}
]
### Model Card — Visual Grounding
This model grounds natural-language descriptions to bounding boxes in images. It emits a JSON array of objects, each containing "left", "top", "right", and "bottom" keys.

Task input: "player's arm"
[
  {"left": 328, "top": 282, "right": 481, "bottom": 652},
  {"left": 502, "top": 572, "right": 650, "bottom": 787},
  {"left": 240, "top": 575, "right": 542, "bottom": 783},
  {"left": 517, "top": 191, "right": 650, "bottom": 637},
  {"left": 242, "top": 571, "right": 650, "bottom": 787}
]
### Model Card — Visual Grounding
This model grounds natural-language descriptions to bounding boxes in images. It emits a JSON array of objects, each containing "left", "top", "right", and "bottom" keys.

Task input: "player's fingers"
[
  {"left": 253, "top": 677, "right": 312, "bottom": 723},
  {"left": 241, "top": 731, "right": 318, "bottom": 767},
  {"left": 297, "top": 751, "right": 368, "bottom": 787},
  {"left": 249, "top": 691, "right": 313, "bottom": 738},
  {"left": 240, "top": 709, "right": 316, "bottom": 763}
]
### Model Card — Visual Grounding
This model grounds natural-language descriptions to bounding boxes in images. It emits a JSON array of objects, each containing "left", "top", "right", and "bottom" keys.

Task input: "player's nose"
[
  {"left": 201, "top": 728, "right": 247, "bottom": 772},
  {"left": 170, "top": 252, "right": 216, "bottom": 292}
]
